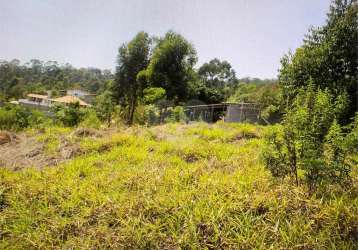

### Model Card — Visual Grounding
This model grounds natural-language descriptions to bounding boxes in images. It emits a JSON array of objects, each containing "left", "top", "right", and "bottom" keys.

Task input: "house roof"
[
  {"left": 27, "top": 94, "right": 48, "bottom": 99},
  {"left": 50, "top": 95, "right": 90, "bottom": 106}
]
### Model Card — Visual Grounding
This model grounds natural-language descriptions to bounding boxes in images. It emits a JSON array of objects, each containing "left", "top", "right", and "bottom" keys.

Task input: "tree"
[
  {"left": 113, "top": 32, "right": 151, "bottom": 124},
  {"left": 144, "top": 31, "right": 198, "bottom": 104},
  {"left": 197, "top": 58, "right": 238, "bottom": 103},
  {"left": 279, "top": 0, "right": 358, "bottom": 123}
]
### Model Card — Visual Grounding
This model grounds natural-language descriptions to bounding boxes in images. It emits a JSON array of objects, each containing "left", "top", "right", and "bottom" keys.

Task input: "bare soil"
[
  {"left": 0, "top": 133, "right": 62, "bottom": 170},
  {"left": 0, "top": 128, "right": 113, "bottom": 170}
]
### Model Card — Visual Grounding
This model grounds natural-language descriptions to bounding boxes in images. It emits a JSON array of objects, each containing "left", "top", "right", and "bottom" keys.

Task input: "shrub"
[
  {"left": 262, "top": 87, "right": 355, "bottom": 190},
  {"left": 94, "top": 91, "right": 115, "bottom": 127},
  {"left": 80, "top": 109, "right": 102, "bottom": 129},
  {"left": 52, "top": 102, "right": 86, "bottom": 127},
  {"left": 164, "top": 106, "right": 187, "bottom": 123},
  {"left": 0, "top": 105, "right": 41, "bottom": 131}
]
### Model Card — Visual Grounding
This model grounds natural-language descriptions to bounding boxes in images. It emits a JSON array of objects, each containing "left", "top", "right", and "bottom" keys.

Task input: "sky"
[{"left": 0, "top": 0, "right": 331, "bottom": 78}]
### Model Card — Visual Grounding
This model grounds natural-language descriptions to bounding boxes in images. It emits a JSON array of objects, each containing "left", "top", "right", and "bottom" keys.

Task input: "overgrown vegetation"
[
  {"left": 262, "top": 0, "right": 358, "bottom": 190},
  {"left": 1, "top": 123, "right": 357, "bottom": 248},
  {"left": 0, "top": 104, "right": 46, "bottom": 131},
  {"left": 262, "top": 87, "right": 357, "bottom": 190},
  {"left": 0, "top": 0, "right": 357, "bottom": 248}
]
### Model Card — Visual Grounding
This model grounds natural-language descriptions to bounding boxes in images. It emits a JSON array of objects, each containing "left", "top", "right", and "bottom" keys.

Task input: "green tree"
[
  {"left": 113, "top": 32, "right": 151, "bottom": 124},
  {"left": 197, "top": 58, "right": 238, "bottom": 103},
  {"left": 144, "top": 31, "right": 198, "bottom": 103},
  {"left": 279, "top": 0, "right": 358, "bottom": 122}
]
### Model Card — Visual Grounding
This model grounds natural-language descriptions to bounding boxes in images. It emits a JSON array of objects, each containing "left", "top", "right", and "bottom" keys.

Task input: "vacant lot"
[{"left": 0, "top": 122, "right": 357, "bottom": 249}]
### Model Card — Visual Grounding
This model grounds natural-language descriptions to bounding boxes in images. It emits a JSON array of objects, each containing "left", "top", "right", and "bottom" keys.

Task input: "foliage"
[
  {"left": 79, "top": 109, "right": 102, "bottom": 129},
  {"left": 197, "top": 58, "right": 238, "bottom": 103},
  {"left": 144, "top": 31, "right": 198, "bottom": 103},
  {"left": 262, "top": 87, "right": 355, "bottom": 189},
  {"left": 142, "top": 87, "right": 166, "bottom": 105},
  {"left": 0, "top": 104, "right": 47, "bottom": 131},
  {"left": 345, "top": 113, "right": 358, "bottom": 153},
  {"left": 228, "top": 82, "right": 282, "bottom": 122},
  {"left": 51, "top": 102, "right": 86, "bottom": 127},
  {"left": 279, "top": 0, "right": 358, "bottom": 122},
  {"left": 170, "top": 106, "right": 187, "bottom": 123},
  {"left": 0, "top": 59, "right": 113, "bottom": 100},
  {"left": 94, "top": 90, "right": 115, "bottom": 127},
  {"left": 113, "top": 31, "right": 151, "bottom": 124},
  {"left": 0, "top": 123, "right": 357, "bottom": 248}
]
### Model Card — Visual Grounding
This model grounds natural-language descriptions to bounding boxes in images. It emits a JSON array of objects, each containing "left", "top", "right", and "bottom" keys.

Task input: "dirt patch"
[
  {"left": 184, "top": 153, "right": 199, "bottom": 163},
  {"left": 0, "top": 133, "right": 59, "bottom": 170},
  {"left": 60, "top": 145, "right": 84, "bottom": 159},
  {"left": 0, "top": 128, "right": 119, "bottom": 170},
  {"left": 0, "top": 134, "right": 83, "bottom": 171},
  {"left": 72, "top": 128, "right": 102, "bottom": 138},
  {"left": 230, "top": 131, "right": 259, "bottom": 142},
  {"left": 0, "top": 131, "right": 18, "bottom": 145}
]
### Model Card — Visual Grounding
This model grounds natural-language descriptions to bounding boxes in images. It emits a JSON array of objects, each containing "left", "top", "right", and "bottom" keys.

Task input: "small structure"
[
  {"left": 18, "top": 93, "right": 90, "bottom": 111},
  {"left": 67, "top": 89, "right": 96, "bottom": 104},
  {"left": 18, "top": 94, "right": 51, "bottom": 111},
  {"left": 185, "top": 103, "right": 261, "bottom": 123}
]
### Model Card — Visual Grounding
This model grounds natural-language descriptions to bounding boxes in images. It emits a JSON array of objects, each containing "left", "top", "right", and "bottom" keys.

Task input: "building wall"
[{"left": 18, "top": 99, "right": 50, "bottom": 111}]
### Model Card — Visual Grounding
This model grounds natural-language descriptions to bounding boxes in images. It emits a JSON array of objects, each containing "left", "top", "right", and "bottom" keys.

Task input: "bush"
[
  {"left": 0, "top": 105, "right": 46, "bottom": 131},
  {"left": 165, "top": 106, "right": 187, "bottom": 123},
  {"left": 52, "top": 102, "right": 86, "bottom": 127},
  {"left": 80, "top": 109, "right": 102, "bottom": 129},
  {"left": 262, "top": 87, "right": 355, "bottom": 190}
]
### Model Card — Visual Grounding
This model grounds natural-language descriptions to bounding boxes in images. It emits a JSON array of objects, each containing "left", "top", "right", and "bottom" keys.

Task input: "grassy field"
[{"left": 0, "top": 122, "right": 357, "bottom": 249}]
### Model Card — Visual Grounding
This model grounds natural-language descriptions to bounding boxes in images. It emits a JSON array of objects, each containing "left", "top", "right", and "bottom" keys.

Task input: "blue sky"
[{"left": 0, "top": 0, "right": 331, "bottom": 78}]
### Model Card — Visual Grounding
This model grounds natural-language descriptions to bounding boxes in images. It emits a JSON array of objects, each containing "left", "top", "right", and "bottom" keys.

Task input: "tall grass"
[{"left": 0, "top": 123, "right": 357, "bottom": 249}]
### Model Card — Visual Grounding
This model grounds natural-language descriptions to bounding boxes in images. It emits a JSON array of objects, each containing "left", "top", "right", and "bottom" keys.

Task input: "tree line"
[
  {"left": 111, "top": 31, "right": 281, "bottom": 124},
  {"left": 1, "top": 33, "right": 279, "bottom": 125},
  {"left": 0, "top": 59, "right": 113, "bottom": 100}
]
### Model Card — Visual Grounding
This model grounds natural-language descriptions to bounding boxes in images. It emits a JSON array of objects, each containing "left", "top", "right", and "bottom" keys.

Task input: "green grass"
[
  {"left": 35, "top": 126, "right": 72, "bottom": 154},
  {"left": 0, "top": 123, "right": 357, "bottom": 249}
]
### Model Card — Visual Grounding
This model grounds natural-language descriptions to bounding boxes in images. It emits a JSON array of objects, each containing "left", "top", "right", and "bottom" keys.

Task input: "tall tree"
[
  {"left": 144, "top": 31, "right": 198, "bottom": 103},
  {"left": 197, "top": 58, "right": 238, "bottom": 103},
  {"left": 279, "top": 0, "right": 358, "bottom": 122},
  {"left": 113, "top": 31, "right": 151, "bottom": 124}
]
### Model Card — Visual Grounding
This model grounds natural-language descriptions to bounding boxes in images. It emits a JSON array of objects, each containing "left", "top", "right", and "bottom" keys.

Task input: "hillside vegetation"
[{"left": 1, "top": 123, "right": 357, "bottom": 249}]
